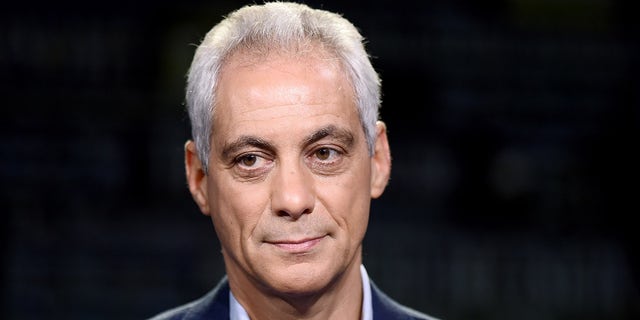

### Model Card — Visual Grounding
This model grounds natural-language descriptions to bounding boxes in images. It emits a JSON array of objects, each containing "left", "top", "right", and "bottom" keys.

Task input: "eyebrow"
[
  {"left": 220, "top": 125, "right": 355, "bottom": 160},
  {"left": 302, "top": 125, "right": 355, "bottom": 149},
  {"left": 221, "top": 136, "right": 275, "bottom": 160}
]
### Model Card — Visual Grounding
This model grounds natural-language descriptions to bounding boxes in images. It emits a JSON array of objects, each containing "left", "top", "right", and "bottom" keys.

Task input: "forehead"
[
  {"left": 219, "top": 43, "right": 353, "bottom": 101},
  {"left": 212, "top": 49, "right": 359, "bottom": 137}
]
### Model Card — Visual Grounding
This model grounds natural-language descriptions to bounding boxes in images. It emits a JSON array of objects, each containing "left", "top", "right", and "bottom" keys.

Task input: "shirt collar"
[{"left": 230, "top": 264, "right": 373, "bottom": 320}]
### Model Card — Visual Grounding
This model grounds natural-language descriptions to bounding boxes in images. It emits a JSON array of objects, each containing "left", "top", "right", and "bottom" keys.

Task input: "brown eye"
[
  {"left": 315, "top": 148, "right": 332, "bottom": 160},
  {"left": 240, "top": 154, "right": 257, "bottom": 166}
]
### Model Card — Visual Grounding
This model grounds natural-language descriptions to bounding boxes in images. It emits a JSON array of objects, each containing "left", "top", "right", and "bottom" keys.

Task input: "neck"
[{"left": 228, "top": 254, "right": 364, "bottom": 320}]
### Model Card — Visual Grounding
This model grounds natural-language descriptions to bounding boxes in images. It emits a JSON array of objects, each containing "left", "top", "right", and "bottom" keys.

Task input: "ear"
[
  {"left": 185, "top": 140, "right": 211, "bottom": 215},
  {"left": 370, "top": 121, "right": 391, "bottom": 199}
]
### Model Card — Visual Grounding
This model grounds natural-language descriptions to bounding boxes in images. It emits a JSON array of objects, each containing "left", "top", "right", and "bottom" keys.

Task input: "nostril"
[
  {"left": 276, "top": 210, "right": 290, "bottom": 218},
  {"left": 276, "top": 207, "right": 312, "bottom": 220}
]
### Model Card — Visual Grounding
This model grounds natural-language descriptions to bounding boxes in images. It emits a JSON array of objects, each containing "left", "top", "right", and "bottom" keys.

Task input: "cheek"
[
  {"left": 207, "top": 175, "right": 269, "bottom": 244},
  {"left": 319, "top": 163, "right": 372, "bottom": 237}
]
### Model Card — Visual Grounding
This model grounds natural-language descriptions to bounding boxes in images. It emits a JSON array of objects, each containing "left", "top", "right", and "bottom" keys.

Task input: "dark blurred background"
[{"left": 2, "top": 0, "right": 638, "bottom": 319}]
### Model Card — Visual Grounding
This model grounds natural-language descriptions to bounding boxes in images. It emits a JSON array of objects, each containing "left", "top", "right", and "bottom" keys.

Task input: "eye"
[
  {"left": 232, "top": 153, "right": 273, "bottom": 180},
  {"left": 315, "top": 148, "right": 333, "bottom": 160},
  {"left": 235, "top": 153, "right": 269, "bottom": 169},
  {"left": 239, "top": 154, "right": 258, "bottom": 167},
  {"left": 311, "top": 147, "right": 343, "bottom": 163},
  {"left": 307, "top": 146, "right": 346, "bottom": 175}
]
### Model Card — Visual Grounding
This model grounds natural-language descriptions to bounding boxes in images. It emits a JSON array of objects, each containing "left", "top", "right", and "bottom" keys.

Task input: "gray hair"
[{"left": 186, "top": 2, "right": 381, "bottom": 173}]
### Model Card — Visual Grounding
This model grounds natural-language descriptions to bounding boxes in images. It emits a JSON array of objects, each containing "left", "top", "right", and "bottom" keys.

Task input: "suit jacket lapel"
[{"left": 179, "top": 276, "right": 431, "bottom": 320}]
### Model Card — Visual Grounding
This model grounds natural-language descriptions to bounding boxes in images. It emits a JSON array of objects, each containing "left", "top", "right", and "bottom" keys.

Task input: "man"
[{"left": 150, "top": 2, "right": 438, "bottom": 319}]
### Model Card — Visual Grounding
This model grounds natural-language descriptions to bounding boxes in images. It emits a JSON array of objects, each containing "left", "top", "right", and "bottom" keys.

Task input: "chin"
[{"left": 263, "top": 261, "right": 338, "bottom": 296}]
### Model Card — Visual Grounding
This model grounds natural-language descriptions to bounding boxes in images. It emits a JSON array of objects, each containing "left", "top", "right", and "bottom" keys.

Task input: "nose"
[{"left": 270, "top": 160, "right": 315, "bottom": 220}]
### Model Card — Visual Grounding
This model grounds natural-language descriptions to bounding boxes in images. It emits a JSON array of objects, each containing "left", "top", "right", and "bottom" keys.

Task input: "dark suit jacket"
[{"left": 149, "top": 276, "right": 438, "bottom": 320}]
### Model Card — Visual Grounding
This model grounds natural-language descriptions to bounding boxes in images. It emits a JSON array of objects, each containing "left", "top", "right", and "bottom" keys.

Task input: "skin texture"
[{"left": 185, "top": 50, "right": 391, "bottom": 320}]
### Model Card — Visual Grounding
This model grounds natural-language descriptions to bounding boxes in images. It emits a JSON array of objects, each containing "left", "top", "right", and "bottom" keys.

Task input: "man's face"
[{"left": 185, "top": 51, "right": 390, "bottom": 296}]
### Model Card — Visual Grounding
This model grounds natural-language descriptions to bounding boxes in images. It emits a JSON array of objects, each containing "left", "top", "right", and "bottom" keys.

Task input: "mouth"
[{"left": 266, "top": 235, "right": 326, "bottom": 253}]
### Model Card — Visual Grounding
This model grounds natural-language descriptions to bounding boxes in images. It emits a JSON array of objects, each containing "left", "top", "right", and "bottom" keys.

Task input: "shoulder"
[
  {"left": 147, "top": 277, "right": 230, "bottom": 320},
  {"left": 370, "top": 280, "right": 441, "bottom": 320},
  {"left": 147, "top": 300, "right": 199, "bottom": 320}
]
